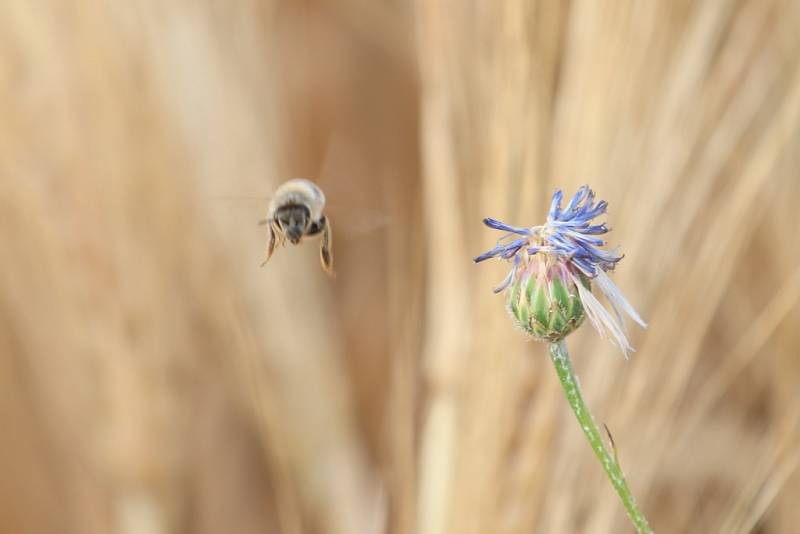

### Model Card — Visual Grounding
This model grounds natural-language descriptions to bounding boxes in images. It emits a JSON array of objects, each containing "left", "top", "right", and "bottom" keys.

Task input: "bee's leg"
[
  {"left": 320, "top": 216, "right": 334, "bottom": 275},
  {"left": 261, "top": 221, "right": 279, "bottom": 267},
  {"left": 305, "top": 219, "right": 323, "bottom": 236}
]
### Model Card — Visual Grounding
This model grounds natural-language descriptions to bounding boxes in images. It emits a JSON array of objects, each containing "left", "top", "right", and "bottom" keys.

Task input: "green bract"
[{"left": 508, "top": 272, "right": 587, "bottom": 342}]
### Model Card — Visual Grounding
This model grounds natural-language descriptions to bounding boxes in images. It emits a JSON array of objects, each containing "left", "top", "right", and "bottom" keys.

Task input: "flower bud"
[{"left": 507, "top": 263, "right": 587, "bottom": 342}]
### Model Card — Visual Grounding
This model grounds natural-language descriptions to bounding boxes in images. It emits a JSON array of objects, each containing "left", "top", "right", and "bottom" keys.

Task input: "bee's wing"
[
  {"left": 198, "top": 194, "right": 273, "bottom": 227},
  {"left": 313, "top": 134, "right": 393, "bottom": 237},
  {"left": 325, "top": 203, "right": 390, "bottom": 238}
]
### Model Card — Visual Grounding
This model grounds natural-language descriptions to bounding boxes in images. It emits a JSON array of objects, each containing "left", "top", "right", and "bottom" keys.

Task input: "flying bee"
[{"left": 259, "top": 178, "right": 333, "bottom": 274}]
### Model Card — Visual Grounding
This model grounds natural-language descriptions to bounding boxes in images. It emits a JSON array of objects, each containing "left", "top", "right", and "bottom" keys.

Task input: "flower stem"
[{"left": 548, "top": 341, "right": 653, "bottom": 533}]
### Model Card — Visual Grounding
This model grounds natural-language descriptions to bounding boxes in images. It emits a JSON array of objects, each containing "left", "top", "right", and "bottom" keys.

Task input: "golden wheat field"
[{"left": 1, "top": 1, "right": 799, "bottom": 533}]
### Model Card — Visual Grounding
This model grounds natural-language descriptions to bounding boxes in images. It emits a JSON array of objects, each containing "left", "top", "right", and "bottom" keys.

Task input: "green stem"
[{"left": 548, "top": 341, "right": 653, "bottom": 533}]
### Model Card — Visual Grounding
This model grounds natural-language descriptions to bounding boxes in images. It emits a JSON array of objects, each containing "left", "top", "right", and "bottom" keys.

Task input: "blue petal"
[
  {"left": 581, "top": 200, "right": 608, "bottom": 220},
  {"left": 571, "top": 256, "right": 597, "bottom": 277},
  {"left": 474, "top": 246, "right": 503, "bottom": 263},
  {"left": 501, "top": 244, "right": 525, "bottom": 259},
  {"left": 585, "top": 245, "right": 622, "bottom": 264},
  {"left": 566, "top": 232, "right": 605, "bottom": 247},
  {"left": 583, "top": 189, "right": 595, "bottom": 212},
  {"left": 548, "top": 190, "right": 563, "bottom": 221},
  {"left": 545, "top": 233, "right": 582, "bottom": 256},
  {"left": 563, "top": 186, "right": 589, "bottom": 215},
  {"left": 473, "top": 238, "right": 527, "bottom": 263},
  {"left": 583, "top": 223, "right": 609, "bottom": 235},
  {"left": 483, "top": 218, "right": 531, "bottom": 235}
]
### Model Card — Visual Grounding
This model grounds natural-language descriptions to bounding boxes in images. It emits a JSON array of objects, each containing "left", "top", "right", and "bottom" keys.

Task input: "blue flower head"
[{"left": 474, "top": 186, "right": 646, "bottom": 356}]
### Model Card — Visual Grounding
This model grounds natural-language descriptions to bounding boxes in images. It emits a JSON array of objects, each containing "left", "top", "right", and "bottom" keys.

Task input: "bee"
[{"left": 259, "top": 178, "right": 333, "bottom": 274}]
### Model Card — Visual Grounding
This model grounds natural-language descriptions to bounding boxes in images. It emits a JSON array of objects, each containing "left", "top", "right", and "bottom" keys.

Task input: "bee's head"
[{"left": 276, "top": 204, "right": 311, "bottom": 244}]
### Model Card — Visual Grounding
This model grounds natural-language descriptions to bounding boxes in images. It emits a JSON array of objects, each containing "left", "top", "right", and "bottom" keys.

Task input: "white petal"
[
  {"left": 594, "top": 270, "right": 647, "bottom": 328},
  {"left": 571, "top": 272, "right": 634, "bottom": 358},
  {"left": 493, "top": 265, "right": 516, "bottom": 293}
]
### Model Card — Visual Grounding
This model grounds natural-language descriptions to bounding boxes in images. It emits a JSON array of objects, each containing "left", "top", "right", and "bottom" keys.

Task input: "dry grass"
[{"left": 1, "top": 1, "right": 799, "bottom": 533}]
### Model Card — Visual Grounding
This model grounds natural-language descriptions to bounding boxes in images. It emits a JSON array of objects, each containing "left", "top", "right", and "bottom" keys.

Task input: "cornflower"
[
  {"left": 474, "top": 186, "right": 653, "bottom": 533},
  {"left": 474, "top": 185, "right": 646, "bottom": 356}
]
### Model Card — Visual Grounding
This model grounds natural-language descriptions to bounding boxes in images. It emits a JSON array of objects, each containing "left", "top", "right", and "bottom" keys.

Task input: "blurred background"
[{"left": 1, "top": 1, "right": 799, "bottom": 533}]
